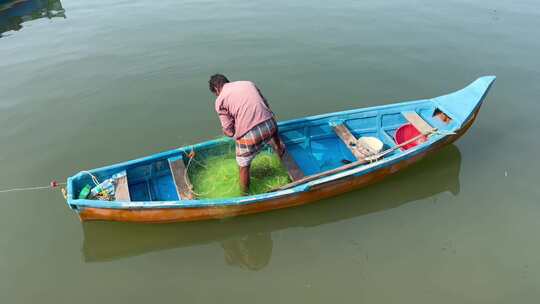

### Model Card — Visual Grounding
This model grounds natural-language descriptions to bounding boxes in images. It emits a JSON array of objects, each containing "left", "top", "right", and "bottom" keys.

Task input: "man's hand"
[{"left": 223, "top": 129, "right": 234, "bottom": 137}]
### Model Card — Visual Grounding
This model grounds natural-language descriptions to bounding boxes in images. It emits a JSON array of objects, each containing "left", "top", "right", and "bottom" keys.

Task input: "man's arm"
[
  {"left": 215, "top": 99, "right": 235, "bottom": 137},
  {"left": 218, "top": 113, "right": 235, "bottom": 137}
]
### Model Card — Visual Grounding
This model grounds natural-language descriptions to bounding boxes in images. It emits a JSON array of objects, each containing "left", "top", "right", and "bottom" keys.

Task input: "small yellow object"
[{"left": 95, "top": 190, "right": 112, "bottom": 201}]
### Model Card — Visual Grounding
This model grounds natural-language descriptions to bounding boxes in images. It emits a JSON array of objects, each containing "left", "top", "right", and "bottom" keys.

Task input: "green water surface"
[{"left": 1, "top": 0, "right": 540, "bottom": 303}]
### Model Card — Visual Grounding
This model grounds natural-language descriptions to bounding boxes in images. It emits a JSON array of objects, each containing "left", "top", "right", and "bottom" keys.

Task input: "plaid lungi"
[{"left": 235, "top": 119, "right": 277, "bottom": 167}]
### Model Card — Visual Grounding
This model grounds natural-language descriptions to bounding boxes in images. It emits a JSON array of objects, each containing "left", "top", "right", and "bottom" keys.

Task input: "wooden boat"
[{"left": 65, "top": 76, "right": 496, "bottom": 223}]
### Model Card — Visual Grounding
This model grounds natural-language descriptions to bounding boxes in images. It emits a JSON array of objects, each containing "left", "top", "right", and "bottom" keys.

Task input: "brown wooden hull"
[{"left": 78, "top": 109, "right": 479, "bottom": 223}]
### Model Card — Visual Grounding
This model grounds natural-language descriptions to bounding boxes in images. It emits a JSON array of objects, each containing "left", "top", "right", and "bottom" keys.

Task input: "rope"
[
  {"left": 434, "top": 130, "right": 456, "bottom": 136},
  {"left": 80, "top": 170, "right": 100, "bottom": 187},
  {"left": 0, "top": 182, "right": 66, "bottom": 194},
  {"left": 184, "top": 147, "right": 217, "bottom": 198},
  {"left": 0, "top": 170, "right": 104, "bottom": 196}
]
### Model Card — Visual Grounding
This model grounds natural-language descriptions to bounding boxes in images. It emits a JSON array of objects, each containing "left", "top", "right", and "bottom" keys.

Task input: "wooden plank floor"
[
  {"left": 114, "top": 174, "right": 131, "bottom": 202},
  {"left": 281, "top": 150, "right": 304, "bottom": 181},
  {"left": 169, "top": 157, "right": 192, "bottom": 199}
]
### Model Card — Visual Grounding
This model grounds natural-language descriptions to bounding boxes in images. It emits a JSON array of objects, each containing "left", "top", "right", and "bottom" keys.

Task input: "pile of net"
[{"left": 188, "top": 151, "right": 291, "bottom": 199}]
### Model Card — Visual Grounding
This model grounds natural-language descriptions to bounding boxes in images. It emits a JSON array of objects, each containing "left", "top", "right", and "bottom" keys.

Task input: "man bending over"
[{"left": 209, "top": 74, "right": 285, "bottom": 194}]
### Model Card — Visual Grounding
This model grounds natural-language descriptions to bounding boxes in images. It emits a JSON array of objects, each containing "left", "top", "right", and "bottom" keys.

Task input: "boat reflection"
[
  {"left": 82, "top": 144, "right": 462, "bottom": 270},
  {"left": 0, "top": 0, "right": 65, "bottom": 38}
]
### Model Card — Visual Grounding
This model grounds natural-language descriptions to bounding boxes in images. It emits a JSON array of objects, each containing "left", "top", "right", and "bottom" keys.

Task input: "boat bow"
[{"left": 434, "top": 76, "right": 496, "bottom": 127}]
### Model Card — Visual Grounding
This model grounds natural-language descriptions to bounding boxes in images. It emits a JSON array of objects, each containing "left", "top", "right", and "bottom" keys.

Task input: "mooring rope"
[
  {"left": 0, "top": 181, "right": 67, "bottom": 194},
  {"left": 0, "top": 168, "right": 103, "bottom": 196}
]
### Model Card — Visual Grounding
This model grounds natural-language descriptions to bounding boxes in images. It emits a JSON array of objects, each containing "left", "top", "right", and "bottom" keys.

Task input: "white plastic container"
[{"left": 357, "top": 136, "right": 384, "bottom": 154}]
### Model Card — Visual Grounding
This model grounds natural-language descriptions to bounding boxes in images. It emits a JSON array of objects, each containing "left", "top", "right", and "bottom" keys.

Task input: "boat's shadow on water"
[{"left": 82, "top": 145, "right": 461, "bottom": 270}]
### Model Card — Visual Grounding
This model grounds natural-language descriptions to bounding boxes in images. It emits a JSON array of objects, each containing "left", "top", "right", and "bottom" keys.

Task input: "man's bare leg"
[{"left": 239, "top": 165, "right": 250, "bottom": 194}]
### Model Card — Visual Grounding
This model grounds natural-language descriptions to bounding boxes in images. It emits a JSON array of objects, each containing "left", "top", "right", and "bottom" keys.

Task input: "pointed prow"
[{"left": 434, "top": 76, "right": 496, "bottom": 127}]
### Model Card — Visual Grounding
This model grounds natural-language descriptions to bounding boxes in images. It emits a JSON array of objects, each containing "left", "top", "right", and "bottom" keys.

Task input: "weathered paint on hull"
[{"left": 78, "top": 109, "right": 479, "bottom": 223}]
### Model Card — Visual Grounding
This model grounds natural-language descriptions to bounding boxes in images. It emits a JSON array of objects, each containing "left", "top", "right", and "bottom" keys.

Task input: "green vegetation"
[{"left": 189, "top": 151, "right": 291, "bottom": 199}]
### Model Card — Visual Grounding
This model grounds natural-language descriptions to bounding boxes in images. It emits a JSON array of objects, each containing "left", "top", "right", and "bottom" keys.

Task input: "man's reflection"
[{"left": 221, "top": 233, "right": 273, "bottom": 271}]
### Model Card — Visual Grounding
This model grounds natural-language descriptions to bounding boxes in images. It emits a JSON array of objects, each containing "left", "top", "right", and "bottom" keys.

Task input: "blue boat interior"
[
  {"left": 71, "top": 103, "right": 454, "bottom": 203},
  {"left": 126, "top": 159, "right": 178, "bottom": 202},
  {"left": 67, "top": 76, "right": 495, "bottom": 205},
  {"left": 278, "top": 103, "right": 453, "bottom": 176}
]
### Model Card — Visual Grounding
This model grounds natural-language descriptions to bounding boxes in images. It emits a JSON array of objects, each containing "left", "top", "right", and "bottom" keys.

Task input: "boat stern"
[
  {"left": 66, "top": 173, "right": 86, "bottom": 211},
  {"left": 65, "top": 176, "right": 75, "bottom": 208}
]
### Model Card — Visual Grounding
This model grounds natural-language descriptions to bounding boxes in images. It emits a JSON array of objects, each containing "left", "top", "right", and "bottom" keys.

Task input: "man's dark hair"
[{"left": 209, "top": 74, "right": 230, "bottom": 94}]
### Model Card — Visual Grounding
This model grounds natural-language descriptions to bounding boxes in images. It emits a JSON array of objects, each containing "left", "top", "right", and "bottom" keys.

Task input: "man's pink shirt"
[{"left": 214, "top": 81, "right": 274, "bottom": 139}]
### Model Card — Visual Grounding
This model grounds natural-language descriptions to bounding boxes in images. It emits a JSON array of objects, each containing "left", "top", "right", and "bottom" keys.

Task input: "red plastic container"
[{"left": 395, "top": 123, "right": 428, "bottom": 151}]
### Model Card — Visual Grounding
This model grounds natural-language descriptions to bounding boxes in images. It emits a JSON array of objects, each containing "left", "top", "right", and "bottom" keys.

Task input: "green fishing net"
[{"left": 189, "top": 151, "right": 291, "bottom": 199}]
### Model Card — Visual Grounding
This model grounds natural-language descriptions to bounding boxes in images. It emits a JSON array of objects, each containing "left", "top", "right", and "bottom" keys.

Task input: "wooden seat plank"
[
  {"left": 114, "top": 174, "right": 131, "bottom": 202},
  {"left": 402, "top": 111, "right": 436, "bottom": 135},
  {"left": 332, "top": 123, "right": 376, "bottom": 160},
  {"left": 168, "top": 156, "right": 192, "bottom": 199},
  {"left": 281, "top": 150, "right": 304, "bottom": 181}
]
